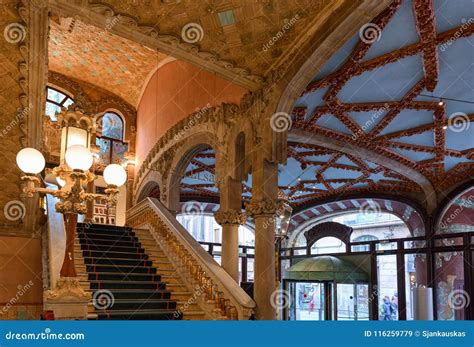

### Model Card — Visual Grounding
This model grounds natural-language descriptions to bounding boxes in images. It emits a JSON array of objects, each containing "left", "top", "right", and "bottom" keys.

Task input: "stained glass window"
[
  {"left": 95, "top": 112, "right": 127, "bottom": 169},
  {"left": 100, "top": 112, "right": 124, "bottom": 140},
  {"left": 45, "top": 87, "right": 74, "bottom": 121}
]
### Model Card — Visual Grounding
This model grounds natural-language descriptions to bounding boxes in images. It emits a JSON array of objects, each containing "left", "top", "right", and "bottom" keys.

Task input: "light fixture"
[
  {"left": 442, "top": 125, "right": 448, "bottom": 130},
  {"left": 15, "top": 107, "right": 127, "bottom": 291},
  {"left": 57, "top": 108, "right": 92, "bottom": 164},
  {"left": 438, "top": 100, "right": 444, "bottom": 106},
  {"left": 275, "top": 201, "right": 293, "bottom": 239},
  {"left": 16, "top": 148, "right": 45, "bottom": 175},
  {"left": 65, "top": 145, "right": 93, "bottom": 171},
  {"left": 103, "top": 164, "right": 127, "bottom": 187}
]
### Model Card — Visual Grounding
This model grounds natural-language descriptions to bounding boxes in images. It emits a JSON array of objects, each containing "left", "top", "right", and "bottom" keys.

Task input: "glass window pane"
[
  {"left": 96, "top": 137, "right": 111, "bottom": 166},
  {"left": 404, "top": 240, "right": 426, "bottom": 249},
  {"left": 377, "top": 254, "right": 399, "bottom": 320},
  {"left": 376, "top": 242, "right": 397, "bottom": 251},
  {"left": 337, "top": 283, "right": 356, "bottom": 320},
  {"left": 45, "top": 102, "right": 61, "bottom": 120},
  {"left": 63, "top": 98, "right": 74, "bottom": 108},
  {"left": 311, "top": 237, "right": 345, "bottom": 254},
  {"left": 111, "top": 141, "right": 128, "bottom": 165},
  {"left": 47, "top": 88, "right": 66, "bottom": 103},
  {"left": 434, "top": 252, "right": 466, "bottom": 320},
  {"left": 101, "top": 112, "right": 124, "bottom": 140},
  {"left": 294, "top": 282, "right": 325, "bottom": 320},
  {"left": 405, "top": 253, "right": 427, "bottom": 320},
  {"left": 247, "top": 258, "right": 254, "bottom": 281}
]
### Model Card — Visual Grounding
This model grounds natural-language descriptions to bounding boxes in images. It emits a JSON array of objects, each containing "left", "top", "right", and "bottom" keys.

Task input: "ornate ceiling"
[
  {"left": 91, "top": 0, "right": 335, "bottom": 76},
  {"left": 48, "top": 17, "right": 169, "bottom": 106},
  {"left": 286, "top": 0, "right": 474, "bottom": 207},
  {"left": 179, "top": 0, "right": 474, "bottom": 212}
]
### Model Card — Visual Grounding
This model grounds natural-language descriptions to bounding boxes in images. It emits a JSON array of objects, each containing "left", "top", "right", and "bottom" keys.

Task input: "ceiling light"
[
  {"left": 442, "top": 125, "right": 448, "bottom": 130},
  {"left": 438, "top": 100, "right": 444, "bottom": 106}
]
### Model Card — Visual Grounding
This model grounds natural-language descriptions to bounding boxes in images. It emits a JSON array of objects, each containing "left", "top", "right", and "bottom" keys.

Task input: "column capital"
[
  {"left": 215, "top": 209, "right": 247, "bottom": 226},
  {"left": 245, "top": 198, "right": 285, "bottom": 218}
]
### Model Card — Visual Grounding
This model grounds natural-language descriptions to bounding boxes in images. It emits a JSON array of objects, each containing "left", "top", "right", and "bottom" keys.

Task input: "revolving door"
[{"left": 283, "top": 256, "right": 370, "bottom": 320}]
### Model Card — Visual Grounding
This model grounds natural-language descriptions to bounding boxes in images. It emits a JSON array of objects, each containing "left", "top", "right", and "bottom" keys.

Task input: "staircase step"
[
  {"left": 80, "top": 250, "right": 148, "bottom": 260},
  {"left": 94, "top": 309, "right": 180, "bottom": 320},
  {"left": 77, "top": 238, "right": 141, "bottom": 248},
  {"left": 104, "top": 299, "right": 176, "bottom": 311},
  {"left": 80, "top": 244, "right": 145, "bottom": 254},
  {"left": 87, "top": 289, "right": 172, "bottom": 301},
  {"left": 85, "top": 264, "right": 157, "bottom": 274},
  {"left": 78, "top": 227, "right": 134, "bottom": 237},
  {"left": 87, "top": 272, "right": 162, "bottom": 282},
  {"left": 83, "top": 257, "right": 152, "bottom": 267},
  {"left": 78, "top": 233, "right": 138, "bottom": 243},
  {"left": 88, "top": 280, "right": 167, "bottom": 290}
]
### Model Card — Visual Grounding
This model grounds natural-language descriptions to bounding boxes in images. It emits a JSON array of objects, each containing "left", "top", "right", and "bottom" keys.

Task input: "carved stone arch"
[
  {"left": 135, "top": 170, "right": 163, "bottom": 204},
  {"left": 164, "top": 132, "right": 219, "bottom": 212}
]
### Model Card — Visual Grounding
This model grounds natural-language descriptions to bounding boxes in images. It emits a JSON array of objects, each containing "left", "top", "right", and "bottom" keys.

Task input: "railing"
[
  {"left": 198, "top": 242, "right": 255, "bottom": 282},
  {"left": 126, "top": 198, "right": 256, "bottom": 320}
]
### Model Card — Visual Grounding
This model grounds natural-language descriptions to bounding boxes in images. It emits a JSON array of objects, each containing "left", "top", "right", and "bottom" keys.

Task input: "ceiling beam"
[{"left": 289, "top": 128, "right": 437, "bottom": 212}]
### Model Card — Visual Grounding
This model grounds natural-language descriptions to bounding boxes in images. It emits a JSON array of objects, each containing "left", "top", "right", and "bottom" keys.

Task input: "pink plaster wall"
[{"left": 136, "top": 60, "right": 247, "bottom": 165}]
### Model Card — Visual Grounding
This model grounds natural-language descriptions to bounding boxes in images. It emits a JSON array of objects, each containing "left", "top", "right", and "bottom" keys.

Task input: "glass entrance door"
[
  {"left": 336, "top": 283, "right": 369, "bottom": 320},
  {"left": 292, "top": 282, "right": 325, "bottom": 320},
  {"left": 287, "top": 281, "right": 369, "bottom": 320}
]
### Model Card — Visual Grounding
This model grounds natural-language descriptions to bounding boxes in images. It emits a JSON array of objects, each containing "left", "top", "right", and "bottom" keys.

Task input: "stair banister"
[{"left": 126, "top": 198, "right": 256, "bottom": 319}]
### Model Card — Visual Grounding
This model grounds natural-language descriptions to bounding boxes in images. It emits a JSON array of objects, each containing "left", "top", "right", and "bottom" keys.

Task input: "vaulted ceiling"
[
  {"left": 48, "top": 17, "right": 169, "bottom": 106},
  {"left": 179, "top": 0, "right": 474, "bottom": 212},
  {"left": 90, "top": 0, "right": 338, "bottom": 76}
]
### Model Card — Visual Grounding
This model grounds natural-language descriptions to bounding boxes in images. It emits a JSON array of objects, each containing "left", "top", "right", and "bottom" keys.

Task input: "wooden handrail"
[{"left": 126, "top": 197, "right": 255, "bottom": 320}]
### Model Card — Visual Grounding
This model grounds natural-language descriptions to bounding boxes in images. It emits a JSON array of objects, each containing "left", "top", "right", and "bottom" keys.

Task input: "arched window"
[
  {"left": 99, "top": 112, "right": 124, "bottom": 140},
  {"left": 310, "top": 236, "right": 346, "bottom": 254},
  {"left": 45, "top": 86, "right": 74, "bottom": 121},
  {"left": 95, "top": 111, "right": 128, "bottom": 168}
]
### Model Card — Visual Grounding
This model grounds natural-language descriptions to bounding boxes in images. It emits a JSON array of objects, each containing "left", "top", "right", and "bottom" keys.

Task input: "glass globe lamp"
[
  {"left": 65, "top": 145, "right": 93, "bottom": 171},
  {"left": 16, "top": 148, "right": 45, "bottom": 175},
  {"left": 103, "top": 164, "right": 127, "bottom": 187}
]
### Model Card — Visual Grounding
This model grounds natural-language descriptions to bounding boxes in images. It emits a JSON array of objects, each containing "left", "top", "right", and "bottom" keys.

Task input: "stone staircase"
[{"left": 74, "top": 223, "right": 207, "bottom": 320}]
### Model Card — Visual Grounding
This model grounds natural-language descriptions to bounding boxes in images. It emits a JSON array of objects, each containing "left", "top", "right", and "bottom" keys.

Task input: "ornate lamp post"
[
  {"left": 15, "top": 115, "right": 127, "bottom": 319},
  {"left": 274, "top": 201, "right": 292, "bottom": 320},
  {"left": 274, "top": 201, "right": 292, "bottom": 281}
]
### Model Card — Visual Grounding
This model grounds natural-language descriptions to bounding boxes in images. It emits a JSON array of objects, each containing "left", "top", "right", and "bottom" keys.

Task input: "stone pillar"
[
  {"left": 215, "top": 210, "right": 246, "bottom": 282},
  {"left": 246, "top": 159, "right": 279, "bottom": 320},
  {"left": 216, "top": 177, "right": 246, "bottom": 282}
]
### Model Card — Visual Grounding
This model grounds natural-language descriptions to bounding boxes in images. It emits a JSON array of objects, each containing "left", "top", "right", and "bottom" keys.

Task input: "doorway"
[{"left": 283, "top": 255, "right": 370, "bottom": 321}]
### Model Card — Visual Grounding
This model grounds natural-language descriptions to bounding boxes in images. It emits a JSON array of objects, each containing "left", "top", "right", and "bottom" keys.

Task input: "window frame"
[{"left": 45, "top": 86, "right": 75, "bottom": 120}]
